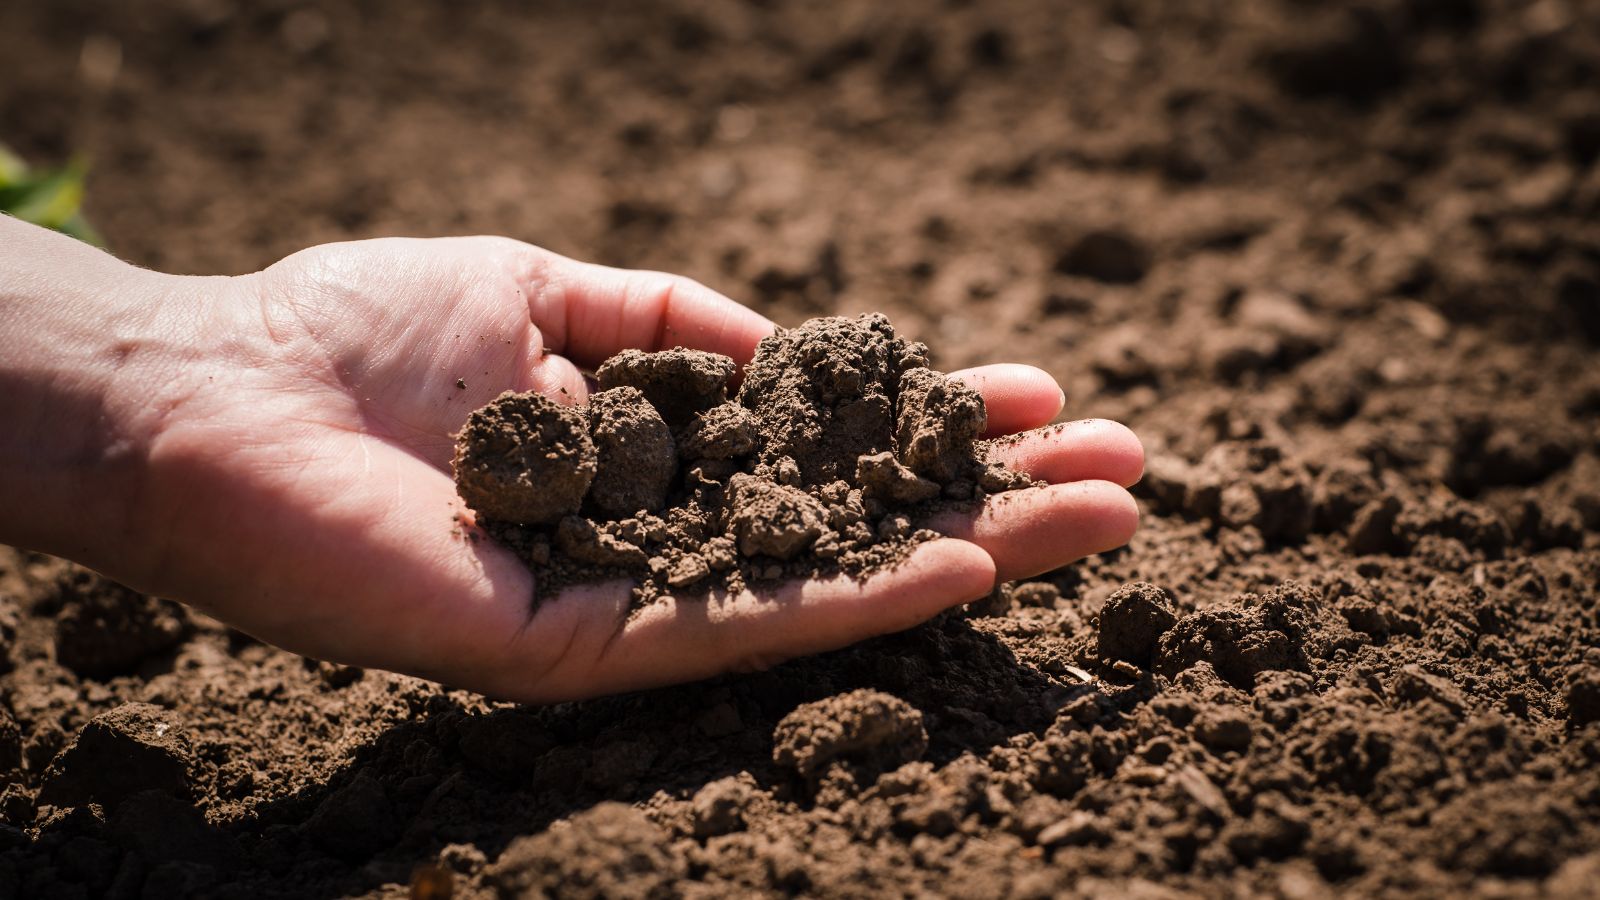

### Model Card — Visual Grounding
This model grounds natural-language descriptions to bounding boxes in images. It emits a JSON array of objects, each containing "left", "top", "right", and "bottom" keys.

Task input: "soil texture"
[
  {"left": 456, "top": 314, "right": 1024, "bottom": 607},
  {"left": 2, "top": 0, "right": 1599, "bottom": 898}
]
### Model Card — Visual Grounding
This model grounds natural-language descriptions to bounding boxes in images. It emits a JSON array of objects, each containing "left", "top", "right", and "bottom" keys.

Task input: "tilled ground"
[{"left": 1, "top": 0, "right": 1598, "bottom": 897}]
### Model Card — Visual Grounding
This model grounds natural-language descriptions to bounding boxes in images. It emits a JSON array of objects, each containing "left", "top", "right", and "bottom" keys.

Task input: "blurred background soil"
[{"left": 2, "top": 0, "right": 1599, "bottom": 897}]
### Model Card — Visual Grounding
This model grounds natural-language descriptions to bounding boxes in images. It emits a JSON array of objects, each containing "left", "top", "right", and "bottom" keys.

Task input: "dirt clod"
[
  {"left": 857, "top": 451, "right": 940, "bottom": 504},
  {"left": 689, "top": 776, "right": 750, "bottom": 838},
  {"left": 48, "top": 568, "right": 188, "bottom": 678},
  {"left": 454, "top": 391, "right": 596, "bottom": 525},
  {"left": 37, "top": 703, "right": 195, "bottom": 810},
  {"left": 1566, "top": 667, "right": 1600, "bottom": 728},
  {"left": 727, "top": 474, "right": 828, "bottom": 561},
  {"left": 487, "top": 803, "right": 686, "bottom": 899},
  {"left": 772, "top": 689, "right": 927, "bottom": 781},
  {"left": 738, "top": 314, "right": 916, "bottom": 483},
  {"left": 1193, "top": 708, "right": 1255, "bottom": 754},
  {"left": 1097, "top": 582, "right": 1179, "bottom": 665},
  {"left": 555, "top": 516, "right": 650, "bottom": 569},
  {"left": 895, "top": 367, "right": 986, "bottom": 482},
  {"left": 585, "top": 387, "right": 676, "bottom": 518},
  {"left": 596, "top": 348, "right": 735, "bottom": 427},
  {"left": 677, "top": 402, "right": 760, "bottom": 460}
]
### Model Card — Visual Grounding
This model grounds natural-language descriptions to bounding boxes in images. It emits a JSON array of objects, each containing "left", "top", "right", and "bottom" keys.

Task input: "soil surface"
[
  {"left": 3, "top": 0, "right": 1600, "bottom": 898},
  {"left": 457, "top": 315, "right": 1024, "bottom": 608}
]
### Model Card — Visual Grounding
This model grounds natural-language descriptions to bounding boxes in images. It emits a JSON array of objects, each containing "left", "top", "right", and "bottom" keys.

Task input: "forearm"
[{"left": 0, "top": 217, "right": 197, "bottom": 570}]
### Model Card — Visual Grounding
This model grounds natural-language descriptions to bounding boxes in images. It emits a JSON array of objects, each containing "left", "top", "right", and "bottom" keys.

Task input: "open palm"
[{"left": 139, "top": 237, "right": 1142, "bottom": 702}]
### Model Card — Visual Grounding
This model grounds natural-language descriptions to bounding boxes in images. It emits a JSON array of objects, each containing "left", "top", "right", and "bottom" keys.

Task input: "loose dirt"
[
  {"left": 456, "top": 314, "right": 1026, "bottom": 608},
  {"left": 1, "top": 1, "right": 1598, "bottom": 898}
]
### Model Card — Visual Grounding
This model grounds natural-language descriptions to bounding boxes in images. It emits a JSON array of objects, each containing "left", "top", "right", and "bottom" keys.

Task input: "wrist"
[{"left": 0, "top": 218, "right": 232, "bottom": 582}]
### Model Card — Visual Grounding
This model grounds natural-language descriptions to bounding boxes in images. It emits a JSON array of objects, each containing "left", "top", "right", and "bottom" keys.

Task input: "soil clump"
[{"left": 455, "top": 313, "right": 1029, "bottom": 606}]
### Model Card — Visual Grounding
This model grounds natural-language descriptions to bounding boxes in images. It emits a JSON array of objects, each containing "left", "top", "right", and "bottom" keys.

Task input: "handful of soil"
[{"left": 453, "top": 314, "right": 1034, "bottom": 608}]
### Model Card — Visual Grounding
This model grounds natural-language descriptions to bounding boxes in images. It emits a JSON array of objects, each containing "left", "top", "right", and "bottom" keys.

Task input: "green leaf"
[
  {"left": 0, "top": 146, "right": 104, "bottom": 246},
  {"left": 7, "top": 166, "right": 86, "bottom": 228},
  {"left": 0, "top": 143, "right": 27, "bottom": 186}
]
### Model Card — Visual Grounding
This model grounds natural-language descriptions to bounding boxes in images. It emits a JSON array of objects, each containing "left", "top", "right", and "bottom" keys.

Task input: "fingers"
[
  {"left": 519, "top": 350, "right": 590, "bottom": 405},
  {"left": 983, "top": 419, "right": 1145, "bottom": 488},
  {"left": 926, "top": 481, "right": 1139, "bottom": 582},
  {"left": 504, "top": 539, "right": 995, "bottom": 703},
  {"left": 518, "top": 246, "right": 776, "bottom": 368},
  {"left": 948, "top": 364, "right": 1065, "bottom": 437}
]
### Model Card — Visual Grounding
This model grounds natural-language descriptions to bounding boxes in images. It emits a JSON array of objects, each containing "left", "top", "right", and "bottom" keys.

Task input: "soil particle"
[
  {"left": 37, "top": 703, "right": 195, "bottom": 810},
  {"left": 856, "top": 450, "right": 941, "bottom": 504},
  {"left": 486, "top": 802, "right": 686, "bottom": 899},
  {"left": 585, "top": 386, "right": 676, "bottom": 519},
  {"left": 664, "top": 552, "right": 709, "bottom": 588},
  {"left": 1392, "top": 665, "right": 1470, "bottom": 718},
  {"left": 727, "top": 474, "right": 828, "bottom": 561},
  {"left": 1153, "top": 582, "right": 1346, "bottom": 690},
  {"left": 596, "top": 348, "right": 735, "bottom": 428},
  {"left": 1096, "top": 582, "right": 1179, "bottom": 666},
  {"left": 689, "top": 776, "right": 751, "bottom": 838},
  {"left": 454, "top": 391, "right": 596, "bottom": 525},
  {"left": 1566, "top": 666, "right": 1600, "bottom": 728},
  {"left": 1192, "top": 708, "right": 1255, "bottom": 755},
  {"left": 676, "top": 402, "right": 759, "bottom": 460},
  {"left": 737, "top": 313, "right": 918, "bottom": 483},
  {"left": 47, "top": 567, "right": 188, "bottom": 678},
  {"left": 772, "top": 689, "right": 927, "bottom": 781},
  {"left": 895, "top": 367, "right": 986, "bottom": 482}
]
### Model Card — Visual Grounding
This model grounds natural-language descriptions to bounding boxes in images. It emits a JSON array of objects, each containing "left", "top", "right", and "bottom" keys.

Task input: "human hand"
[{"left": 0, "top": 224, "right": 1142, "bottom": 702}]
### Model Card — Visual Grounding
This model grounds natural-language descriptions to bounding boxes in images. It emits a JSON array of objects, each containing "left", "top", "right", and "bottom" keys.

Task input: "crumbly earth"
[
  {"left": 452, "top": 392, "right": 596, "bottom": 526},
  {"left": 3, "top": 1, "right": 1600, "bottom": 898},
  {"left": 461, "top": 313, "right": 1014, "bottom": 608},
  {"left": 771, "top": 689, "right": 928, "bottom": 782},
  {"left": 43, "top": 569, "right": 189, "bottom": 680},
  {"left": 583, "top": 386, "right": 677, "bottom": 519},
  {"left": 596, "top": 349, "right": 737, "bottom": 428},
  {"left": 738, "top": 314, "right": 925, "bottom": 484}
]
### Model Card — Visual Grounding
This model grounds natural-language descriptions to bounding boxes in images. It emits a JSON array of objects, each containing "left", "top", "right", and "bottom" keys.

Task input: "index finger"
[{"left": 521, "top": 247, "right": 776, "bottom": 368}]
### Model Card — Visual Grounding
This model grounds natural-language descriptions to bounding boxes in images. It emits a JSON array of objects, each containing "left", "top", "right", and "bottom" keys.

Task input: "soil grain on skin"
[{"left": 2, "top": 1, "right": 1599, "bottom": 898}]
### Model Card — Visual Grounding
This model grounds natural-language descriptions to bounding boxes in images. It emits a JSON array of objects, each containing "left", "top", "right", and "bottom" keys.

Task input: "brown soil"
[
  {"left": 460, "top": 314, "right": 1019, "bottom": 607},
  {"left": 3, "top": 1, "right": 1599, "bottom": 898}
]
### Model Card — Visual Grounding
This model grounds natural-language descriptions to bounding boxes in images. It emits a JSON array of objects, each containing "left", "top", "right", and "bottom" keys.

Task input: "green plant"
[{"left": 0, "top": 143, "right": 103, "bottom": 246}]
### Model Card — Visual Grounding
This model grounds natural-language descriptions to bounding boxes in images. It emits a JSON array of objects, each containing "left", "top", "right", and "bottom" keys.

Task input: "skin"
[{"left": 0, "top": 216, "right": 1144, "bottom": 703}]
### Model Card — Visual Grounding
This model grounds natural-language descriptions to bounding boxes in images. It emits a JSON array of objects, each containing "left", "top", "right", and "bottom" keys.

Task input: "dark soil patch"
[{"left": 2, "top": 1, "right": 1599, "bottom": 898}]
